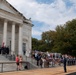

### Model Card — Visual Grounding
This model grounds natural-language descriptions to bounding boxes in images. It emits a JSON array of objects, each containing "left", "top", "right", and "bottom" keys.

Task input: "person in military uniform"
[{"left": 63, "top": 55, "right": 67, "bottom": 73}]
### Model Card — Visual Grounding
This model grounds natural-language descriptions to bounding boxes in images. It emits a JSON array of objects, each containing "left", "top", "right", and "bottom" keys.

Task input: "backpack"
[{"left": 24, "top": 65, "right": 28, "bottom": 69}]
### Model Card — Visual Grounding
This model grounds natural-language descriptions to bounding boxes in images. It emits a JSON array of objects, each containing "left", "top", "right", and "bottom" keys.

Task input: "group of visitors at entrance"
[{"left": 16, "top": 55, "right": 23, "bottom": 70}]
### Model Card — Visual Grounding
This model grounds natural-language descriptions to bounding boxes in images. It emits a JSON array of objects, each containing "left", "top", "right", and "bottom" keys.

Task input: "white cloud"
[
  {"left": 32, "top": 29, "right": 42, "bottom": 36},
  {"left": 7, "top": 0, "right": 76, "bottom": 39}
]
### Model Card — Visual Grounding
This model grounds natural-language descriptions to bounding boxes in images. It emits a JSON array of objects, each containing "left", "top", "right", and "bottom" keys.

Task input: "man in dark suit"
[{"left": 63, "top": 55, "right": 67, "bottom": 72}]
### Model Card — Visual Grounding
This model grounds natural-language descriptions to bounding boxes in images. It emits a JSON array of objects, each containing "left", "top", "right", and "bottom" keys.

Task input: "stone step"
[{"left": 0, "top": 54, "right": 9, "bottom": 62}]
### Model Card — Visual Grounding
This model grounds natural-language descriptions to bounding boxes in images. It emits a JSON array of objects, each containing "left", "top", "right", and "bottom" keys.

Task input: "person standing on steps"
[
  {"left": 19, "top": 55, "right": 23, "bottom": 70},
  {"left": 16, "top": 55, "right": 20, "bottom": 70}
]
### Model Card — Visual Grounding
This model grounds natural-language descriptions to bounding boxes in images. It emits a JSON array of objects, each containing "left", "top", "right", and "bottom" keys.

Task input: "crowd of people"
[
  {"left": 31, "top": 51, "right": 76, "bottom": 71},
  {"left": 0, "top": 46, "right": 76, "bottom": 72},
  {"left": 31, "top": 51, "right": 62, "bottom": 68},
  {"left": 0, "top": 46, "right": 9, "bottom": 54}
]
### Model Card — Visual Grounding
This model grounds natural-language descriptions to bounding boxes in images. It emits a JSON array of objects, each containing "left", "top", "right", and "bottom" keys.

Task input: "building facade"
[{"left": 0, "top": 0, "right": 32, "bottom": 56}]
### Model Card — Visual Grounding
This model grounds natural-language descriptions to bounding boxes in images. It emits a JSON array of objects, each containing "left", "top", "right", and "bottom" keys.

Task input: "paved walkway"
[{"left": 0, "top": 66, "right": 76, "bottom": 75}]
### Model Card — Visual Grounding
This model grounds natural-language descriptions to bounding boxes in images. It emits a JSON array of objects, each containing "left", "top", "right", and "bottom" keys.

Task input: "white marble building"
[{"left": 0, "top": 0, "right": 33, "bottom": 56}]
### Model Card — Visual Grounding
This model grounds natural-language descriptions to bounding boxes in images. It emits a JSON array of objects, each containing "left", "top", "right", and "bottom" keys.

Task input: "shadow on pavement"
[{"left": 66, "top": 72, "right": 76, "bottom": 75}]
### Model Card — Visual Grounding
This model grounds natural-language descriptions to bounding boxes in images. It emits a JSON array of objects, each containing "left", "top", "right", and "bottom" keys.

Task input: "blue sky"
[
  {"left": 36, "top": 0, "right": 54, "bottom": 4},
  {"left": 7, "top": 0, "right": 76, "bottom": 40}
]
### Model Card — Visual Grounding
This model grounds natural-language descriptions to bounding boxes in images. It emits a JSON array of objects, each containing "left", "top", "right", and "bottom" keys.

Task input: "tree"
[
  {"left": 32, "top": 19, "right": 76, "bottom": 56},
  {"left": 52, "top": 19, "right": 76, "bottom": 56},
  {"left": 32, "top": 38, "right": 39, "bottom": 50}
]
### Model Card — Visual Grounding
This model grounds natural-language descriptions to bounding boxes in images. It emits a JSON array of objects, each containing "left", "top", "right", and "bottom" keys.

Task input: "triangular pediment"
[{"left": 0, "top": 0, "right": 21, "bottom": 16}]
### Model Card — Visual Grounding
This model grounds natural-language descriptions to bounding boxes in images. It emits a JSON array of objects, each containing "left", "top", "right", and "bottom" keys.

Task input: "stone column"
[
  {"left": 11, "top": 22, "right": 15, "bottom": 55},
  {"left": 3, "top": 19, "right": 7, "bottom": 46},
  {"left": 18, "top": 25, "right": 22, "bottom": 55}
]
